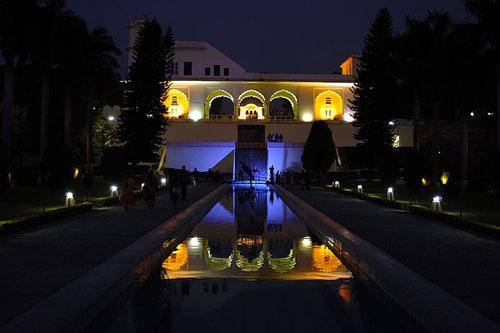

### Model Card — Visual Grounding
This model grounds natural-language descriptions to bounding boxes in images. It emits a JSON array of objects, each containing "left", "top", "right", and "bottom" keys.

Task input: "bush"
[
  {"left": 40, "top": 143, "right": 74, "bottom": 191},
  {"left": 100, "top": 146, "right": 128, "bottom": 183}
]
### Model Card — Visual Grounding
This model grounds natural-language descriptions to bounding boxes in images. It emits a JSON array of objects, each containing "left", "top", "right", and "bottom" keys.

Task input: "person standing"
[
  {"left": 143, "top": 170, "right": 158, "bottom": 211},
  {"left": 269, "top": 165, "right": 275, "bottom": 184},
  {"left": 122, "top": 171, "right": 135, "bottom": 211},
  {"left": 180, "top": 165, "right": 189, "bottom": 200}
]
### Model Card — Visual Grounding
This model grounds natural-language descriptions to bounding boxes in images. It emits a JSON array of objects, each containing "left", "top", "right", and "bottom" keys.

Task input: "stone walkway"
[
  {"left": 0, "top": 185, "right": 216, "bottom": 326},
  {"left": 285, "top": 186, "right": 500, "bottom": 325}
]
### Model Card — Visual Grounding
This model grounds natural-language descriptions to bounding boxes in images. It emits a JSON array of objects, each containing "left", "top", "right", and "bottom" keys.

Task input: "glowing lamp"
[
  {"left": 470, "top": 112, "right": 475, "bottom": 117},
  {"left": 302, "top": 113, "right": 313, "bottom": 122},
  {"left": 333, "top": 180, "right": 340, "bottom": 188},
  {"left": 388, "top": 121, "right": 395, "bottom": 126},
  {"left": 110, "top": 185, "right": 118, "bottom": 198},
  {"left": 107, "top": 115, "right": 115, "bottom": 121},
  {"left": 65, "top": 192, "right": 76, "bottom": 207},
  {"left": 189, "top": 110, "right": 203, "bottom": 122},
  {"left": 357, "top": 184, "right": 363, "bottom": 193},
  {"left": 141, "top": 182, "right": 145, "bottom": 190},
  {"left": 73, "top": 167, "right": 79, "bottom": 179},
  {"left": 432, "top": 195, "right": 442, "bottom": 212},
  {"left": 160, "top": 177, "right": 167, "bottom": 187},
  {"left": 440, "top": 172, "right": 449, "bottom": 185},
  {"left": 387, "top": 187, "right": 395, "bottom": 201}
]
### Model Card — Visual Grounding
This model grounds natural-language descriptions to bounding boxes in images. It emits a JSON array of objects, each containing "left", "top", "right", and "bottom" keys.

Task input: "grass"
[
  {"left": 335, "top": 180, "right": 500, "bottom": 228},
  {"left": 0, "top": 177, "right": 114, "bottom": 223}
]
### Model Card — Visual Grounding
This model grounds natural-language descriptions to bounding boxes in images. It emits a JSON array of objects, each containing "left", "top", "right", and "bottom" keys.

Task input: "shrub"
[
  {"left": 40, "top": 143, "right": 74, "bottom": 191},
  {"left": 100, "top": 146, "right": 128, "bottom": 183}
]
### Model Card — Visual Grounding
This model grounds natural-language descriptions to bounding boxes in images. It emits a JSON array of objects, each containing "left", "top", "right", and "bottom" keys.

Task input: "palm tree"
[
  {"left": 57, "top": 24, "right": 120, "bottom": 173},
  {"left": 0, "top": 0, "right": 37, "bottom": 169}
]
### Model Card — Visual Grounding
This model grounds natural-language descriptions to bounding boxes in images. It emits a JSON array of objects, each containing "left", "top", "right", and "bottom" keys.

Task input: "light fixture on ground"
[
  {"left": 161, "top": 177, "right": 167, "bottom": 187},
  {"left": 141, "top": 182, "right": 145, "bottom": 190},
  {"left": 189, "top": 110, "right": 203, "bottom": 122},
  {"left": 65, "top": 192, "right": 76, "bottom": 207},
  {"left": 432, "top": 195, "right": 442, "bottom": 212},
  {"left": 333, "top": 180, "right": 340, "bottom": 188},
  {"left": 387, "top": 187, "right": 395, "bottom": 201},
  {"left": 357, "top": 184, "right": 363, "bottom": 193},
  {"left": 110, "top": 185, "right": 118, "bottom": 198}
]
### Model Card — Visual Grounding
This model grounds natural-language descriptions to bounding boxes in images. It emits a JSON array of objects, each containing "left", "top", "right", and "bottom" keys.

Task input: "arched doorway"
[
  {"left": 237, "top": 90, "right": 266, "bottom": 120},
  {"left": 163, "top": 89, "right": 189, "bottom": 119},
  {"left": 314, "top": 91, "right": 343, "bottom": 120},
  {"left": 269, "top": 89, "right": 298, "bottom": 120},
  {"left": 205, "top": 89, "right": 235, "bottom": 119}
]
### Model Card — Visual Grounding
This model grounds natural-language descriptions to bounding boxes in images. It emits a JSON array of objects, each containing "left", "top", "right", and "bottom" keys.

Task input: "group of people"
[
  {"left": 267, "top": 133, "right": 283, "bottom": 142},
  {"left": 119, "top": 165, "right": 194, "bottom": 212},
  {"left": 244, "top": 110, "right": 259, "bottom": 119}
]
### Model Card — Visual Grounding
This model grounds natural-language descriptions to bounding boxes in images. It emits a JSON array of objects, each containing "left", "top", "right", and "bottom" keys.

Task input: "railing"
[{"left": 236, "top": 142, "right": 267, "bottom": 149}]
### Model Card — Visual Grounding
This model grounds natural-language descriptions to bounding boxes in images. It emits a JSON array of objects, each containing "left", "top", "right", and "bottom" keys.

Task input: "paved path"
[
  {"left": 285, "top": 186, "right": 500, "bottom": 325},
  {"left": 0, "top": 185, "right": 216, "bottom": 326}
]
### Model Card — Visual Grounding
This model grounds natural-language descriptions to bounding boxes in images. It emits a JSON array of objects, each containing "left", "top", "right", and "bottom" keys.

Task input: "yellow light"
[
  {"left": 302, "top": 113, "right": 313, "bottom": 122},
  {"left": 312, "top": 245, "right": 342, "bottom": 273},
  {"left": 440, "top": 172, "right": 449, "bottom": 185},
  {"left": 421, "top": 178, "right": 429, "bottom": 186},
  {"left": 162, "top": 243, "right": 188, "bottom": 271},
  {"left": 73, "top": 167, "right": 79, "bottom": 179}
]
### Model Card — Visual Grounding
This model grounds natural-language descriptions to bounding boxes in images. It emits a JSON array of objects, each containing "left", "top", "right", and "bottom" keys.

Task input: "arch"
[
  {"left": 205, "top": 89, "right": 235, "bottom": 118},
  {"left": 163, "top": 89, "right": 189, "bottom": 119},
  {"left": 314, "top": 90, "right": 343, "bottom": 121},
  {"left": 270, "top": 89, "right": 298, "bottom": 119},
  {"left": 237, "top": 89, "right": 266, "bottom": 120}
]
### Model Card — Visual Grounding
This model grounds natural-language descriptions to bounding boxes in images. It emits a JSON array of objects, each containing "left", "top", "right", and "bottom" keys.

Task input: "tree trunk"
[
  {"left": 413, "top": 92, "right": 421, "bottom": 151},
  {"left": 497, "top": 48, "right": 500, "bottom": 153},
  {"left": 86, "top": 101, "right": 93, "bottom": 175},
  {"left": 1, "top": 55, "right": 15, "bottom": 163},
  {"left": 64, "top": 91, "right": 72, "bottom": 147},
  {"left": 459, "top": 116, "right": 469, "bottom": 193},
  {"left": 431, "top": 102, "right": 440, "bottom": 186},
  {"left": 40, "top": 73, "right": 50, "bottom": 158}
]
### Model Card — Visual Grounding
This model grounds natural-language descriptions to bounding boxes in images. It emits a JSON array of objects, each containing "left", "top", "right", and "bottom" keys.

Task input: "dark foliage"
[
  {"left": 301, "top": 120, "right": 336, "bottom": 173},
  {"left": 118, "top": 19, "right": 174, "bottom": 163},
  {"left": 40, "top": 143, "right": 74, "bottom": 191},
  {"left": 100, "top": 146, "right": 128, "bottom": 183},
  {"left": 350, "top": 8, "right": 396, "bottom": 170}
]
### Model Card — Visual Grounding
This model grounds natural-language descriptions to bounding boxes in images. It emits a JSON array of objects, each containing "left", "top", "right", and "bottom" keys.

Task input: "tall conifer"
[
  {"left": 350, "top": 8, "right": 397, "bottom": 170},
  {"left": 118, "top": 19, "right": 174, "bottom": 163}
]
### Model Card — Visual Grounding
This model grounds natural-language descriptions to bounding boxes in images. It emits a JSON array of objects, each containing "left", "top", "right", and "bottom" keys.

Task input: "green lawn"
[
  {"left": 337, "top": 180, "right": 500, "bottom": 227},
  {"left": 0, "top": 177, "right": 114, "bottom": 223}
]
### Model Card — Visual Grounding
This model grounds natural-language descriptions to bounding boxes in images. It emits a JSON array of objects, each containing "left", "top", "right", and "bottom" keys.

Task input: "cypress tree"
[
  {"left": 118, "top": 19, "right": 175, "bottom": 163},
  {"left": 350, "top": 8, "right": 397, "bottom": 171},
  {"left": 301, "top": 120, "right": 336, "bottom": 173}
]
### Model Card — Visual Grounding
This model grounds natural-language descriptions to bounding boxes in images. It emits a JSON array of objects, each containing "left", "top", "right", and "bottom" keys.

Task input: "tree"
[
  {"left": 350, "top": 8, "right": 397, "bottom": 172},
  {"left": 0, "top": 0, "right": 37, "bottom": 173},
  {"left": 118, "top": 19, "right": 174, "bottom": 164},
  {"left": 301, "top": 120, "right": 336, "bottom": 174}
]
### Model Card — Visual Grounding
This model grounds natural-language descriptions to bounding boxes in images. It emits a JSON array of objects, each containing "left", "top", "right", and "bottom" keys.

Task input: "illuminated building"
[{"left": 119, "top": 18, "right": 414, "bottom": 177}]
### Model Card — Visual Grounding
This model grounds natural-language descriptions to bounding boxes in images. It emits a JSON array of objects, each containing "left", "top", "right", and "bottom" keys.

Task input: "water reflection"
[{"left": 161, "top": 186, "right": 351, "bottom": 280}]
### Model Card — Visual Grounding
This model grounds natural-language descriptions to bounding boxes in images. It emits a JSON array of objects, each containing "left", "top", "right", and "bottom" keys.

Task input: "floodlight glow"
[
  {"left": 432, "top": 196, "right": 442, "bottom": 203},
  {"left": 189, "top": 110, "right": 203, "bottom": 121},
  {"left": 387, "top": 187, "right": 393, "bottom": 193},
  {"left": 302, "top": 113, "right": 313, "bottom": 122},
  {"left": 487, "top": 112, "right": 494, "bottom": 116},
  {"left": 65, "top": 192, "right": 74, "bottom": 199},
  {"left": 357, "top": 184, "right": 363, "bottom": 193},
  {"left": 301, "top": 237, "right": 312, "bottom": 247},
  {"left": 141, "top": 182, "right": 145, "bottom": 189},
  {"left": 65, "top": 191, "right": 75, "bottom": 207},
  {"left": 470, "top": 112, "right": 475, "bottom": 117},
  {"left": 110, "top": 185, "right": 118, "bottom": 192},
  {"left": 343, "top": 112, "right": 354, "bottom": 122},
  {"left": 107, "top": 115, "right": 115, "bottom": 121},
  {"left": 161, "top": 177, "right": 167, "bottom": 186},
  {"left": 334, "top": 180, "right": 340, "bottom": 188},
  {"left": 387, "top": 187, "right": 395, "bottom": 201},
  {"left": 388, "top": 121, "right": 395, "bottom": 126}
]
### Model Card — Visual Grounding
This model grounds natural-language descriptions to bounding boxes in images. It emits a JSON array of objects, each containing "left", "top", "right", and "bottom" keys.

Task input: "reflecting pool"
[{"left": 156, "top": 186, "right": 410, "bottom": 333}]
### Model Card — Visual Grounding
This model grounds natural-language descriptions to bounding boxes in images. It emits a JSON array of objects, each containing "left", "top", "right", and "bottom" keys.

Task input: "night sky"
[{"left": 67, "top": 0, "right": 467, "bottom": 77}]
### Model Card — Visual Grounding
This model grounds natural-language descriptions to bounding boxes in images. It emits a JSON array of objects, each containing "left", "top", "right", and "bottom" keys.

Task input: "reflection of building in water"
[
  {"left": 312, "top": 244, "right": 342, "bottom": 273},
  {"left": 204, "top": 238, "right": 234, "bottom": 271},
  {"left": 162, "top": 243, "right": 188, "bottom": 271}
]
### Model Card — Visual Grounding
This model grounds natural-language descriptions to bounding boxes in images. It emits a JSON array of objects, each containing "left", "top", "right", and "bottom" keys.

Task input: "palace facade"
[{"left": 106, "top": 19, "right": 414, "bottom": 179}]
